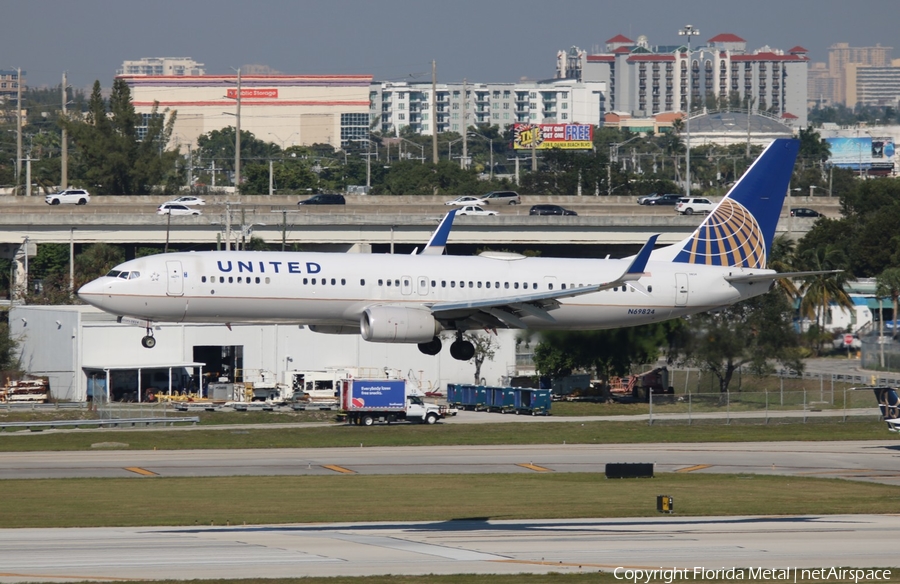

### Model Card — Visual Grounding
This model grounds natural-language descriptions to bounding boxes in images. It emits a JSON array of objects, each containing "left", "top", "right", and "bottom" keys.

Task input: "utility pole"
[
  {"left": 461, "top": 78, "right": 467, "bottom": 169},
  {"left": 269, "top": 159, "right": 274, "bottom": 195},
  {"left": 16, "top": 67, "right": 22, "bottom": 189},
  {"left": 234, "top": 68, "right": 241, "bottom": 195},
  {"left": 431, "top": 60, "right": 438, "bottom": 164},
  {"left": 61, "top": 71, "right": 68, "bottom": 189},
  {"left": 678, "top": 25, "right": 699, "bottom": 197}
]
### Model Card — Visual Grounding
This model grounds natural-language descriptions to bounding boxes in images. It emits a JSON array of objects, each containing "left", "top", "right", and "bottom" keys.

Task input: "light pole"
[
  {"left": 448, "top": 137, "right": 463, "bottom": 163},
  {"left": 467, "top": 132, "right": 494, "bottom": 179},
  {"left": 269, "top": 132, "right": 298, "bottom": 150},
  {"left": 398, "top": 137, "right": 425, "bottom": 163},
  {"left": 679, "top": 24, "right": 699, "bottom": 197}
]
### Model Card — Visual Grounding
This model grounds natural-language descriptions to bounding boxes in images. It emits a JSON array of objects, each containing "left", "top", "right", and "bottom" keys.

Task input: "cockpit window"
[
  {"left": 128, "top": 271, "right": 140, "bottom": 279},
  {"left": 106, "top": 270, "right": 122, "bottom": 278},
  {"left": 118, "top": 272, "right": 129, "bottom": 279}
]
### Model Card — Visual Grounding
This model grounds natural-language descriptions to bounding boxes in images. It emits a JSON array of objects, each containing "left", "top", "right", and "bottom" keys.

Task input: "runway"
[
  {"left": 2, "top": 441, "right": 899, "bottom": 581},
  {"left": 2, "top": 441, "right": 900, "bottom": 485},
  {"left": 1, "top": 515, "right": 898, "bottom": 582}
]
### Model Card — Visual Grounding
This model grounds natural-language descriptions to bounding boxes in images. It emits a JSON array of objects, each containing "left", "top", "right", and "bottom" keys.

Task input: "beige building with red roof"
[{"left": 556, "top": 32, "right": 807, "bottom": 127}]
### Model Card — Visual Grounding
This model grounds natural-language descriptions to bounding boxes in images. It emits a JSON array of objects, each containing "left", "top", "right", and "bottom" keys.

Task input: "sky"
[{"left": 6, "top": 0, "right": 899, "bottom": 91}]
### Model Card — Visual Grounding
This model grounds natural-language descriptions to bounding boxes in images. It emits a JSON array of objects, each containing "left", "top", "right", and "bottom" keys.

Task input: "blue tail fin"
[
  {"left": 873, "top": 387, "right": 900, "bottom": 432},
  {"left": 652, "top": 138, "right": 800, "bottom": 268}
]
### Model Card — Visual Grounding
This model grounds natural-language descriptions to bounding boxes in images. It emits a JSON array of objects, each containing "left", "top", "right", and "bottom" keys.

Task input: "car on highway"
[
  {"left": 481, "top": 190, "right": 521, "bottom": 205},
  {"left": 529, "top": 204, "right": 577, "bottom": 216},
  {"left": 445, "top": 195, "right": 487, "bottom": 206},
  {"left": 167, "top": 196, "right": 206, "bottom": 206},
  {"left": 157, "top": 203, "right": 202, "bottom": 216},
  {"left": 298, "top": 193, "right": 346, "bottom": 205},
  {"left": 637, "top": 193, "right": 681, "bottom": 206},
  {"left": 790, "top": 207, "right": 823, "bottom": 218},
  {"left": 456, "top": 205, "right": 498, "bottom": 216},
  {"left": 45, "top": 188, "right": 90, "bottom": 205},
  {"left": 674, "top": 197, "right": 715, "bottom": 215}
]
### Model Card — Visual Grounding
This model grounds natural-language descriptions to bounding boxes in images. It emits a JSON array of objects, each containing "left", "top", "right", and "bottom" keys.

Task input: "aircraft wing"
[
  {"left": 725, "top": 269, "right": 842, "bottom": 284},
  {"left": 429, "top": 235, "right": 658, "bottom": 329}
]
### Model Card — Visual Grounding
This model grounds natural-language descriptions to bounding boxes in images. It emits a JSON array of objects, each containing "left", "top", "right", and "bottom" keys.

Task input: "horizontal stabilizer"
[{"left": 725, "top": 269, "right": 842, "bottom": 284}]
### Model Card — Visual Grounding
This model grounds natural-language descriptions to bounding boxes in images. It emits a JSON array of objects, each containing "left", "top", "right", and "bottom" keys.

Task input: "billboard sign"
[
  {"left": 513, "top": 123, "right": 593, "bottom": 150},
  {"left": 826, "top": 136, "right": 895, "bottom": 173},
  {"left": 226, "top": 88, "right": 279, "bottom": 99}
]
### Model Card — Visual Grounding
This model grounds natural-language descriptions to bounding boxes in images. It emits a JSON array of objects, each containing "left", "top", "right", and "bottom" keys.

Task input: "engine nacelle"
[
  {"left": 360, "top": 306, "right": 441, "bottom": 343},
  {"left": 308, "top": 325, "right": 361, "bottom": 335}
]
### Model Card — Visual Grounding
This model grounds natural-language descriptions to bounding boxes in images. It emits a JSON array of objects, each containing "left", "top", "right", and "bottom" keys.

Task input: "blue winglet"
[
  {"left": 420, "top": 209, "right": 457, "bottom": 255},
  {"left": 624, "top": 234, "right": 659, "bottom": 278}
]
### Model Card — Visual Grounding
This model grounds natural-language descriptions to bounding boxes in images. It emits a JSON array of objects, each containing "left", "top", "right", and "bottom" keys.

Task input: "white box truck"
[{"left": 340, "top": 379, "right": 447, "bottom": 426}]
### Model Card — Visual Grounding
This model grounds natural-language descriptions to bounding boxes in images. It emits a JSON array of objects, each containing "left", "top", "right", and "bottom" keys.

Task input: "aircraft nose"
[{"left": 77, "top": 278, "right": 108, "bottom": 309}]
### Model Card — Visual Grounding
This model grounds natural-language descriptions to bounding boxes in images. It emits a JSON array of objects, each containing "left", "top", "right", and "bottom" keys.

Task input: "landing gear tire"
[
  {"left": 450, "top": 339, "right": 475, "bottom": 361},
  {"left": 417, "top": 336, "right": 443, "bottom": 356},
  {"left": 141, "top": 335, "right": 156, "bottom": 349}
]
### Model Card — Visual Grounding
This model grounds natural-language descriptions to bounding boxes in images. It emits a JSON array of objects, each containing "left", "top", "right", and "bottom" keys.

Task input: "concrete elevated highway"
[{"left": 0, "top": 194, "right": 835, "bottom": 251}]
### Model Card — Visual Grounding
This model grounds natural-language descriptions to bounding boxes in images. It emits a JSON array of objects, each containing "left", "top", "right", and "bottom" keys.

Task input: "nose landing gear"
[
  {"left": 417, "top": 336, "right": 442, "bottom": 356},
  {"left": 141, "top": 325, "right": 156, "bottom": 349}
]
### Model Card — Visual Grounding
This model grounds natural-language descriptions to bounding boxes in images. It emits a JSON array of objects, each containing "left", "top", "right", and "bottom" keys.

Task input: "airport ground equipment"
[{"left": 341, "top": 378, "right": 447, "bottom": 426}]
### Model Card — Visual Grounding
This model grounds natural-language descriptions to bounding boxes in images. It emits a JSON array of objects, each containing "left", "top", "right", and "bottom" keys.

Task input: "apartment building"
[
  {"left": 558, "top": 33, "right": 808, "bottom": 127},
  {"left": 369, "top": 79, "right": 606, "bottom": 136}
]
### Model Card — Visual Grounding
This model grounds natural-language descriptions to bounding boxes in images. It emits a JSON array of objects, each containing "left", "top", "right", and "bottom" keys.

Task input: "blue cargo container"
[
  {"left": 487, "top": 387, "right": 516, "bottom": 413},
  {"left": 514, "top": 388, "right": 552, "bottom": 415},
  {"left": 447, "top": 384, "right": 465, "bottom": 407}
]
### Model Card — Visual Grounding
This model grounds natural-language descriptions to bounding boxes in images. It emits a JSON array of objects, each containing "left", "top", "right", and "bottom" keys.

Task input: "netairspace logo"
[{"left": 613, "top": 567, "right": 892, "bottom": 583}]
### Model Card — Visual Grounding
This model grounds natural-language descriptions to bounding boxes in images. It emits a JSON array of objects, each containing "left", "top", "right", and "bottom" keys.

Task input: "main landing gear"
[
  {"left": 417, "top": 332, "right": 475, "bottom": 361},
  {"left": 141, "top": 324, "right": 156, "bottom": 349}
]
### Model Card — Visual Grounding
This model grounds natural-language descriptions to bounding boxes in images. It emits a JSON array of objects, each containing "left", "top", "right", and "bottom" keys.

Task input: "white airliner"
[{"left": 79, "top": 138, "right": 808, "bottom": 361}]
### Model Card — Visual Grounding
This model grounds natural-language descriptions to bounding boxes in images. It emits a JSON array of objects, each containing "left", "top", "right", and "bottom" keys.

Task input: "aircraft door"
[
  {"left": 401, "top": 275, "right": 412, "bottom": 296},
  {"left": 417, "top": 276, "right": 429, "bottom": 296},
  {"left": 675, "top": 273, "right": 688, "bottom": 306},
  {"left": 166, "top": 261, "right": 184, "bottom": 296}
]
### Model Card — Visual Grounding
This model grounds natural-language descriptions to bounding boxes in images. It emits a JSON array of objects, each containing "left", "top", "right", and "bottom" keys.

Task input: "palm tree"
[
  {"left": 797, "top": 244, "right": 853, "bottom": 353},
  {"left": 768, "top": 234, "right": 800, "bottom": 301},
  {"left": 876, "top": 268, "right": 900, "bottom": 340}
]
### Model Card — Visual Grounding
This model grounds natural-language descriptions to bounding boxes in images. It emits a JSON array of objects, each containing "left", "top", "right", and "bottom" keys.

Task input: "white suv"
[
  {"left": 45, "top": 189, "right": 90, "bottom": 205},
  {"left": 674, "top": 197, "right": 715, "bottom": 215}
]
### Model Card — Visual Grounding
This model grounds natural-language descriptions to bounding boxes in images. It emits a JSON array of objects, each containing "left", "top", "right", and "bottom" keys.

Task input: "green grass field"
[
  {"left": 3, "top": 473, "right": 898, "bottom": 529},
  {"left": 0, "top": 418, "right": 892, "bottom": 452}
]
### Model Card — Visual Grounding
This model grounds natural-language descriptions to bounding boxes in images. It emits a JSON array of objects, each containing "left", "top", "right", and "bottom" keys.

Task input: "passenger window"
[
  {"left": 562, "top": 284, "right": 566, "bottom": 290},
  {"left": 441, "top": 281, "right": 446, "bottom": 287},
  {"left": 533, "top": 283, "right": 537, "bottom": 289},
  {"left": 378, "top": 279, "right": 383, "bottom": 286},
  {"left": 404, "top": 279, "right": 409, "bottom": 287},
  {"left": 303, "top": 278, "right": 308, "bottom": 285},
  {"left": 386, "top": 280, "right": 392, "bottom": 286},
  {"left": 451, "top": 281, "right": 456, "bottom": 288},
  {"left": 548, "top": 283, "right": 553, "bottom": 290},
  {"left": 468, "top": 282, "right": 473, "bottom": 288},
  {"left": 255, "top": 277, "right": 260, "bottom": 284},
  {"left": 431, "top": 280, "right": 436, "bottom": 287},
  {"left": 341, "top": 279, "right": 346, "bottom": 285},
  {"left": 360, "top": 279, "right": 365, "bottom": 285},
  {"left": 495, "top": 282, "right": 499, "bottom": 288},
  {"left": 514, "top": 283, "right": 519, "bottom": 289},
  {"left": 648, "top": 285, "right": 653, "bottom": 293},
  {"left": 504, "top": 282, "right": 509, "bottom": 289},
  {"left": 265, "top": 277, "right": 270, "bottom": 284},
  {"left": 395, "top": 279, "right": 400, "bottom": 287},
  {"left": 237, "top": 277, "right": 242, "bottom": 283},
  {"left": 331, "top": 278, "right": 336, "bottom": 285},
  {"left": 477, "top": 282, "right": 482, "bottom": 288},
  {"left": 486, "top": 282, "right": 491, "bottom": 288},
  {"left": 202, "top": 276, "right": 207, "bottom": 283},
  {"left": 312, "top": 278, "right": 317, "bottom": 284}
]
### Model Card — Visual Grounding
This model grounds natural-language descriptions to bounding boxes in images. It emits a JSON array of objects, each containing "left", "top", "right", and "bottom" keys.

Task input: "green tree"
[
  {"left": 875, "top": 268, "right": 900, "bottom": 340},
  {"left": 464, "top": 332, "right": 498, "bottom": 384},
  {"left": 676, "top": 292, "right": 803, "bottom": 393},
  {"left": 533, "top": 322, "right": 683, "bottom": 382},
  {"left": 63, "top": 79, "right": 178, "bottom": 195},
  {"left": 796, "top": 244, "right": 854, "bottom": 352}
]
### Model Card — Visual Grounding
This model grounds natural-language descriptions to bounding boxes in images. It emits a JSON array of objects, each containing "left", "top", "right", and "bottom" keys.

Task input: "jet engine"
[{"left": 360, "top": 306, "right": 441, "bottom": 343}]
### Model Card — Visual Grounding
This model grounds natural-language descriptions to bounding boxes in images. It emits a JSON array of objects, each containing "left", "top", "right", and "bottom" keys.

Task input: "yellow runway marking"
[
  {"left": 517, "top": 463, "right": 553, "bottom": 472},
  {"left": 676, "top": 464, "right": 712, "bottom": 473},
  {"left": 124, "top": 467, "right": 158, "bottom": 476},
  {"left": 322, "top": 464, "right": 356, "bottom": 474}
]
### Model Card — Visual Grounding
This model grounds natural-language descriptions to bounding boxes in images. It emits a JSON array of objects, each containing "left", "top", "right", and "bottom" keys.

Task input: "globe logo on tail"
[{"left": 673, "top": 199, "right": 767, "bottom": 268}]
